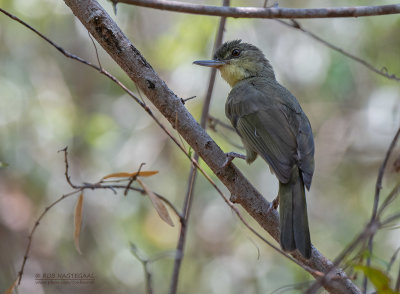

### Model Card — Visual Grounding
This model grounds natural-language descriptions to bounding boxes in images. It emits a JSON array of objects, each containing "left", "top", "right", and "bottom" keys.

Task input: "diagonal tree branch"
[
  {"left": 61, "top": 1, "right": 359, "bottom": 293},
  {"left": 116, "top": 0, "right": 400, "bottom": 19}
]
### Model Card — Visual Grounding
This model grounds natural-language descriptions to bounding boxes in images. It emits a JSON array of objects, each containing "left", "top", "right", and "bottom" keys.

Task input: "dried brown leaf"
[
  {"left": 102, "top": 171, "right": 159, "bottom": 179},
  {"left": 74, "top": 193, "right": 84, "bottom": 254},
  {"left": 137, "top": 179, "right": 174, "bottom": 227},
  {"left": 136, "top": 170, "right": 159, "bottom": 177}
]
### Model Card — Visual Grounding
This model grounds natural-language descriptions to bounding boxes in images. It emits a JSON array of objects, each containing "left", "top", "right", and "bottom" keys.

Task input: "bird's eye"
[{"left": 231, "top": 49, "right": 240, "bottom": 57}]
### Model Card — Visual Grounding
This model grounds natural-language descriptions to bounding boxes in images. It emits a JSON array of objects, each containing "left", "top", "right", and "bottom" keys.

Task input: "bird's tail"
[{"left": 279, "top": 167, "right": 311, "bottom": 259}]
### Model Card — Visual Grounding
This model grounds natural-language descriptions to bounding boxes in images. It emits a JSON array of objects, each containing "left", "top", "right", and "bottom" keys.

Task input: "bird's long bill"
[{"left": 193, "top": 60, "right": 225, "bottom": 68}]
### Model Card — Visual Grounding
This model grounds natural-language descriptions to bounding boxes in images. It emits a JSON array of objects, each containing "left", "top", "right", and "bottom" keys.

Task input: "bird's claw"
[
  {"left": 266, "top": 195, "right": 279, "bottom": 215},
  {"left": 272, "top": 195, "right": 280, "bottom": 210},
  {"left": 222, "top": 152, "right": 246, "bottom": 167}
]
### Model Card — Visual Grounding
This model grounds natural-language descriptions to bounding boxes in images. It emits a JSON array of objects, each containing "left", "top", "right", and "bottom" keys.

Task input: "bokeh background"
[{"left": 1, "top": 0, "right": 400, "bottom": 293}]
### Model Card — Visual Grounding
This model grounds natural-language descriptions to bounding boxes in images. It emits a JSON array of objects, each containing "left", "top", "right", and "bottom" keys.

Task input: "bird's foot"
[
  {"left": 272, "top": 194, "right": 280, "bottom": 210},
  {"left": 223, "top": 152, "right": 246, "bottom": 167},
  {"left": 265, "top": 195, "right": 279, "bottom": 215}
]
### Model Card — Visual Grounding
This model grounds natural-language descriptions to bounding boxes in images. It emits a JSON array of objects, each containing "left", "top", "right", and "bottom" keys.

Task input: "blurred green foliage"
[
  {"left": 0, "top": 0, "right": 400, "bottom": 293},
  {"left": 355, "top": 265, "right": 400, "bottom": 294}
]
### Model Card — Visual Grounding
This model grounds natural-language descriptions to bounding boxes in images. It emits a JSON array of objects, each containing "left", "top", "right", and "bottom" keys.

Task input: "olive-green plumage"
[{"left": 194, "top": 40, "right": 315, "bottom": 259}]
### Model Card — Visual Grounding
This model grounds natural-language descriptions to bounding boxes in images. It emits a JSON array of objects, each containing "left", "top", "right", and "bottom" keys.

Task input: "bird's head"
[{"left": 194, "top": 40, "right": 275, "bottom": 87}]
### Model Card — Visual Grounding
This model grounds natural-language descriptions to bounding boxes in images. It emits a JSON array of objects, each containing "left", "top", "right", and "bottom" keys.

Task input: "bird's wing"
[
  {"left": 296, "top": 115, "right": 314, "bottom": 190},
  {"left": 274, "top": 85, "right": 314, "bottom": 189},
  {"left": 235, "top": 107, "right": 297, "bottom": 184},
  {"left": 226, "top": 86, "right": 298, "bottom": 183}
]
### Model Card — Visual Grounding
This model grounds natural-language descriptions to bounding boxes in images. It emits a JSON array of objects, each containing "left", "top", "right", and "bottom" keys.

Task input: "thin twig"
[
  {"left": 76, "top": 181, "right": 182, "bottom": 219},
  {"left": 134, "top": 83, "right": 146, "bottom": 105},
  {"left": 380, "top": 213, "right": 400, "bottom": 227},
  {"left": 61, "top": 148, "right": 182, "bottom": 218},
  {"left": 371, "top": 127, "right": 400, "bottom": 221},
  {"left": 59, "top": 146, "right": 79, "bottom": 189},
  {"left": 124, "top": 162, "right": 145, "bottom": 196},
  {"left": 396, "top": 264, "right": 400, "bottom": 292},
  {"left": 88, "top": 31, "right": 103, "bottom": 69},
  {"left": 304, "top": 221, "right": 379, "bottom": 294},
  {"left": 0, "top": 8, "right": 98, "bottom": 71},
  {"left": 269, "top": 280, "right": 313, "bottom": 294},
  {"left": 130, "top": 244, "right": 177, "bottom": 294},
  {"left": 304, "top": 127, "right": 400, "bottom": 293},
  {"left": 17, "top": 189, "right": 82, "bottom": 284},
  {"left": 387, "top": 247, "right": 400, "bottom": 273},
  {"left": 364, "top": 126, "right": 400, "bottom": 292},
  {"left": 168, "top": 165, "right": 196, "bottom": 294},
  {"left": 148, "top": 250, "right": 177, "bottom": 263},
  {"left": 208, "top": 116, "right": 245, "bottom": 150},
  {"left": 174, "top": 111, "right": 189, "bottom": 155},
  {"left": 15, "top": 147, "right": 182, "bottom": 285},
  {"left": 169, "top": 2, "right": 229, "bottom": 293},
  {"left": 199, "top": 3, "right": 228, "bottom": 127},
  {"left": 276, "top": 19, "right": 400, "bottom": 82},
  {"left": 180, "top": 95, "right": 196, "bottom": 104},
  {"left": 377, "top": 182, "right": 400, "bottom": 216},
  {"left": 116, "top": 0, "right": 400, "bottom": 19},
  {"left": 208, "top": 115, "right": 236, "bottom": 132},
  {"left": 130, "top": 243, "right": 153, "bottom": 294}
]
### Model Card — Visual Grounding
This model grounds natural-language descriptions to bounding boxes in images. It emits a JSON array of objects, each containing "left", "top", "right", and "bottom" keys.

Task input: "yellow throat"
[{"left": 219, "top": 63, "right": 251, "bottom": 87}]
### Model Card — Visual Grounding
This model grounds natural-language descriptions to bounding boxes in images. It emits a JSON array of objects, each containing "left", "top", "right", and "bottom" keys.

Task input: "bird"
[{"left": 193, "top": 40, "right": 315, "bottom": 259}]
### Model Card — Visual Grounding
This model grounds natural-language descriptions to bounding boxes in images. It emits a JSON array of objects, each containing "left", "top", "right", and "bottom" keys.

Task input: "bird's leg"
[
  {"left": 265, "top": 194, "right": 280, "bottom": 216},
  {"left": 223, "top": 152, "right": 246, "bottom": 167},
  {"left": 272, "top": 194, "right": 280, "bottom": 210}
]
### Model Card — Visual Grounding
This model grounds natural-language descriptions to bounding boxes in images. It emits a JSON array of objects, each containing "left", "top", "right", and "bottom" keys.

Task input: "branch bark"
[
  {"left": 63, "top": 1, "right": 360, "bottom": 293},
  {"left": 117, "top": 0, "right": 400, "bottom": 19}
]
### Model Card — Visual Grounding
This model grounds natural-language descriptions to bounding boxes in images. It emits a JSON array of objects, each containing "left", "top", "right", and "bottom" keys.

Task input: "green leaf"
[{"left": 354, "top": 265, "right": 399, "bottom": 294}]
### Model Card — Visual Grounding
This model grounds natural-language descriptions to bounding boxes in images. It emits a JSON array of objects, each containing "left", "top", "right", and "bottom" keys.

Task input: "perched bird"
[{"left": 194, "top": 40, "right": 315, "bottom": 259}]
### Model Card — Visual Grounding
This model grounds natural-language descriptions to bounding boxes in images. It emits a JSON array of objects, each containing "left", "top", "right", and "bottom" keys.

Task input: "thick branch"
[
  {"left": 118, "top": 0, "right": 400, "bottom": 19},
  {"left": 63, "top": 1, "right": 359, "bottom": 293}
]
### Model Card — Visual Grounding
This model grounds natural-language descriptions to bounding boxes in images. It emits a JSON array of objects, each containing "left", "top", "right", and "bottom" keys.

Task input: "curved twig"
[
  {"left": 363, "top": 127, "right": 400, "bottom": 292},
  {"left": 17, "top": 190, "right": 82, "bottom": 284},
  {"left": 276, "top": 19, "right": 400, "bottom": 82},
  {"left": 117, "top": 0, "right": 400, "bottom": 19}
]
